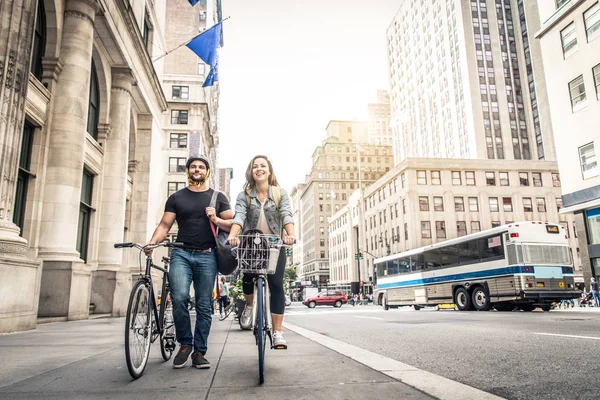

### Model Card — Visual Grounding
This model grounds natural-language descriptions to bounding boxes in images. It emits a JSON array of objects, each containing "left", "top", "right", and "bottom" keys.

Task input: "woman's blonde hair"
[{"left": 244, "top": 155, "right": 279, "bottom": 191}]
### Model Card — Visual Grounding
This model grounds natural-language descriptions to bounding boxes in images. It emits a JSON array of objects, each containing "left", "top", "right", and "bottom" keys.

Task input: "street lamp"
[{"left": 355, "top": 143, "right": 366, "bottom": 295}]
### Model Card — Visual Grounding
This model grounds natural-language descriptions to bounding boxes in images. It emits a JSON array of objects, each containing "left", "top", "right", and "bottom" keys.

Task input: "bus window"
[
  {"left": 398, "top": 258, "right": 411, "bottom": 274},
  {"left": 411, "top": 254, "right": 425, "bottom": 272},
  {"left": 423, "top": 249, "right": 441, "bottom": 270},
  {"left": 376, "top": 263, "right": 386, "bottom": 277},
  {"left": 458, "top": 241, "right": 479, "bottom": 264},
  {"left": 440, "top": 245, "right": 458, "bottom": 267},
  {"left": 386, "top": 260, "right": 399, "bottom": 275},
  {"left": 480, "top": 235, "right": 504, "bottom": 260}
]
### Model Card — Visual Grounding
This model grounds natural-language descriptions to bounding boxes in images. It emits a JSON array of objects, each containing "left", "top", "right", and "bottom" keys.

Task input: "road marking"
[
  {"left": 534, "top": 332, "right": 600, "bottom": 340},
  {"left": 284, "top": 322, "right": 504, "bottom": 400},
  {"left": 355, "top": 316, "right": 384, "bottom": 320}
]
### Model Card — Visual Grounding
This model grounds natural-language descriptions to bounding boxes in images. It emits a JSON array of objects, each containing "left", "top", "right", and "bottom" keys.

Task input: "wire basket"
[{"left": 236, "top": 231, "right": 281, "bottom": 275}]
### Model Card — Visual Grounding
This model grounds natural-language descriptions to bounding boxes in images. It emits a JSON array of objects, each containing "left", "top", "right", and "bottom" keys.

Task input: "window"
[
  {"left": 452, "top": 171, "right": 461, "bottom": 185},
  {"left": 421, "top": 221, "right": 432, "bottom": 238},
  {"left": 552, "top": 173, "right": 561, "bottom": 187},
  {"left": 457, "top": 221, "right": 467, "bottom": 237},
  {"left": 489, "top": 197, "right": 499, "bottom": 212},
  {"left": 171, "top": 110, "right": 188, "bottom": 124},
  {"left": 167, "top": 182, "right": 185, "bottom": 196},
  {"left": 466, "top": 171, "right": 475, "bottom": 185},
  {"left": 320, "top": 251, "right": 325, "bottom": 259},
  {"left": 455, "top": 197, "right": 465, "bottom": 212},
  {"left": 503, "top": 197, "right": 513, "bottom": 212},
  {"left": 170, "top": 133, "right": 187, "bottom": 148},
  {"left": 198, "top": 62, "right": 205, "bottom": 76},
  {"left": 87, "top": 60, "right": 100, "bottom": 140},
  {"left": 404, "top": 222, "right": 408, "bottom": 240},
  {"left": 319, "top": 216, "right": 324, "bottom": 223},
  {"left": 491, "top": 221, "right": 501, "bottom": 228},
  {"left": 320, "top": 239, "right": 325, "bottom": 247},
  {"left": 556, "top": 197, "right": 563, "bottom": 212},
  {"left": 532, "top": 172, "right": 542, "bottom": 187},
  {"left": 471, "top": 221, "right": 481, "bottom": 233},
  {"left": 579, "top": 142, "right": 599, "bottom": 179},
  {"left": 569, "top": 75, "right": 587, "bottom": 111},
  {"left": 31, "top": 0, "right": 46, "bottom": 80},
  {"left": 419, "top": 196, "right": 429, "bottom": 211},
  {"left": 519, "top": 172, "right": 529, "bottom": 186},
  {"left": 433, "top": 196, "right": 444, "bottom": 211},
  {"left": 594, "top": 64, "right": 600, "bottom": 100},
  {"left": 169, "top": 157, "right": 186, "bottom": 173},
  {"left": 469, "top": 197, "right": 479, "bottom": 212},
  {"left": 485, "top": 171, "right": 496, "bottom": 186},
  {"left": 417, "top": 170, "right": 427, "bottom": 185},
  {"left": 556, "top": 0, "right": 569, "bottom": 8},
  {"left": 436, "top": 221, "right": 446, "bottom": 238},
  {"left": 537, "top": 198, "right": 547, "bottom": 212},
  {"left": 431, "top": 171, "right": 441, "bottom": 185},
  {"left": 523, "top": 197, "right": 533, "bottom": 212},
  {"left": 172, "top": 86, "right": 189, "bottom": 99},
  {"left": 499, "top": 172, "right": 509, "bottom": 186},
  {"left": 142, "top": 16, "right": 150, "bottom": 49},
  {"left": 402, "top": 198, "right": 407, "bottom": 214},
  {"left": 13, "top": 121, "right": 35, "bottom": 232},
  {"left": 561, "top": 23, "right": 578, "bottom": 58},
  {"left": 584, "top": 2, "right": 600, "bottom": 42},
  {"left": 77, "top": 170, "right": 94, "bottom": 263},
  {"left": 401, "top": 173, "right": 406, "bottom": 188}
]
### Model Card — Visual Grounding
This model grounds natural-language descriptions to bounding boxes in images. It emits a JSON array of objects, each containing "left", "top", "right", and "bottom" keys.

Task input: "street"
[{"left": 284, "top": 302, "right": 600, "bottom": 400}]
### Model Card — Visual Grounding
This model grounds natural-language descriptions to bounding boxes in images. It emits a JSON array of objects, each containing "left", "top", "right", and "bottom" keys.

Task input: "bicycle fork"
[{"left": 252, "top": 277, "right": 274, "bottom": 348}]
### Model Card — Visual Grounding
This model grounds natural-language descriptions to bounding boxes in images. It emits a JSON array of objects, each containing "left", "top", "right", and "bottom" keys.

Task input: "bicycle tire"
[
  {"left": 160, "top": 304, "right": 176, "bottom": 361},
  {"left": 125, "top": 280, "right": 152, "bottom": 379},
  {"left": 256, "top": 278, "right": 266, "bottom": 384}
]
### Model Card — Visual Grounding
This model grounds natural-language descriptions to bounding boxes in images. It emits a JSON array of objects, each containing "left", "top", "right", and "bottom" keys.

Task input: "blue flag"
[
  {"left": 188, "top": 0, "right": 201, "bottom": 6},
  {"left": 186, "top": 22, "right": 222, "bottom": 87}
]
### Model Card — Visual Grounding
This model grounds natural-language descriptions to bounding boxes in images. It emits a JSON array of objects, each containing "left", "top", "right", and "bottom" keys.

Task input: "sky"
[{"left": 218, "top": 0, "right": 404, "bottom": 194}]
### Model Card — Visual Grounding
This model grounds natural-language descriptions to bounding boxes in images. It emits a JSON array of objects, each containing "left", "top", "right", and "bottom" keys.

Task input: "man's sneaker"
[
  {"left": 240, "top": 305, "right": 252, "bottom": 330},
  {"left": 272, "top": 330, "right": 287, "bottom": 349},
  {"left": 173, "top": 345, "right": 192, "bottom": 368},
  {"left": 192, "top": 353, "right": 210, "bottom": 369}
]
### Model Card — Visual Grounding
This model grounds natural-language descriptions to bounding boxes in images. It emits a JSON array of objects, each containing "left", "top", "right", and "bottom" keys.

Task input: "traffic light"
[
  {"left": 285, "top": 247, "right": 290, "bottom": 257},
  {"left": 359, "top": 252, "right": 363, "bottom": 260},
  {"left": 354, "top": 252, "right": 359, "bottom": 260}
]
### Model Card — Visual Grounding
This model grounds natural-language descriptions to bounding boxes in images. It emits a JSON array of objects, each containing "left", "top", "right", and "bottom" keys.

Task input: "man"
[
  {"left": 591, "top": 277, "right": 599, "bottom": 307},
  {"left": 218, "top": 276, "right": 230, "bottom": 318},
  {"left": 146, "top": 155, "right": 233, "bottom": 369}
]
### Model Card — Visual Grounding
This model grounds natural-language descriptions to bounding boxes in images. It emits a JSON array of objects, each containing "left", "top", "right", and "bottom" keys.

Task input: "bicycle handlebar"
[{"left": 113, "top": 241, "right": 184, "bottom": 250}]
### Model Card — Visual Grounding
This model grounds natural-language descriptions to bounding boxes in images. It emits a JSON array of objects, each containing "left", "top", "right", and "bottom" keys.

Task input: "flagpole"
[{"left": 152, "top": 16, "right": 230, "bottom": 63}]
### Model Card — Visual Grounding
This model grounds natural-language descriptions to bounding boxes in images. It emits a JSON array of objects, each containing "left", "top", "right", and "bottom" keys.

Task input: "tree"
[{"left": 284, "top": 267, "right": 297, "bottom": 281}]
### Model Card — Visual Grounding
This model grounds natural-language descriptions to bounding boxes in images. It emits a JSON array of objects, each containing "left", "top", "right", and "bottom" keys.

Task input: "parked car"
[{"left": 302, "top": 290, "right": 347, "bottom": 308}]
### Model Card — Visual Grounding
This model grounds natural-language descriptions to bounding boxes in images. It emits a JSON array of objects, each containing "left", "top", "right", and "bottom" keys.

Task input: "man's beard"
[{"left": 191, "top": 174, "right": 205, "bottom": 183}]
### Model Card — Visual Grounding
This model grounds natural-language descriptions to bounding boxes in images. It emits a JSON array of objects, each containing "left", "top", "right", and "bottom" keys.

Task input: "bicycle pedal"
[{"left": 272, "top": 345, "right": 287, "bottom": 350}]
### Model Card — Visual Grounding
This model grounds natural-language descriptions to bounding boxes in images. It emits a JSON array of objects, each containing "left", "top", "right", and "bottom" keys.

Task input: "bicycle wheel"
[
  {"left": 256, "top": 278, "right": 266, "bottom": 384},
  {"left": 125, "top": 280, "right": 152, "bottom": 379},
  {"left": 160, "top": 303, "right": 176, "bottom": 361}
]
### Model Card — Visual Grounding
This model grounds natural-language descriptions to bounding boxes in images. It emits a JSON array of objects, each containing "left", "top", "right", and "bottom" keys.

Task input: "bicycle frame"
[{"left": 251, "top": 275, "right": 273, "bottom": 346}]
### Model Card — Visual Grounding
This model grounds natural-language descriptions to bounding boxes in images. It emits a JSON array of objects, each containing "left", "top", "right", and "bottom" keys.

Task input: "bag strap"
[{"left": 209, "top": 189, "right": 219, "bottom": 238}]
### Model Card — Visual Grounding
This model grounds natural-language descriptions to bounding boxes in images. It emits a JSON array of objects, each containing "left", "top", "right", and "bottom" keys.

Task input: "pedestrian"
[
  {"left": 218, "top": 276, "right": 230, "bottom": 317},
  {"left": 591, "top": 277, "right": 599, "bottom": 307},
  {"left": 352, "top": 293, "right": 357, "bottom": 307},
  {"left": 146, "top": 155, "right": 233, "bottom": 369},
  {"left": 227, "top": 155, "right": 295, "bottom": 349}
]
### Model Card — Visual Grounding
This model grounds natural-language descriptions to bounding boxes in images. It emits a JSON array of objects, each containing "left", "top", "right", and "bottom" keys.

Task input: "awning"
[{"left": 559, "top": 197, "right": 600, "bottom": 214}]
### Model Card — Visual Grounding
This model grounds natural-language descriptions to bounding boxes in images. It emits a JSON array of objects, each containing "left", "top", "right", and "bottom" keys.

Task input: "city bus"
[{"left": 374, "top": 221, "right": 580, "bottom": 312}]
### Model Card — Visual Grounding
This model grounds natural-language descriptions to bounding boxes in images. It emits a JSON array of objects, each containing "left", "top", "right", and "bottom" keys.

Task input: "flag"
[
  {"left": 356, "top": 143, "right": 366, "bottom": 153},
  {"left": 188, "top": 0, "right": 201, "bottom": 6},
  {"left": 331, "top": 190, "right": 336, "bottom": 199},
  {"left": 186, "top": 22, "right": 222, "bottom": 87}
]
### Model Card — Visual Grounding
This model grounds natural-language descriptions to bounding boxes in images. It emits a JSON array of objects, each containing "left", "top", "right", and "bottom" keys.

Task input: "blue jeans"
[
  {"left": 169, "top": 248, "right": 217, "bottom": 355},
  {"left": 593, "top": 290, "right": 600, "bottom": 307}
]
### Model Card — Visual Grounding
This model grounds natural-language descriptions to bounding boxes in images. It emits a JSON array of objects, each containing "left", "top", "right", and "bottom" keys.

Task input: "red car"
[{"left": 303, "top": 290, "right": 347, "bottom": 308}]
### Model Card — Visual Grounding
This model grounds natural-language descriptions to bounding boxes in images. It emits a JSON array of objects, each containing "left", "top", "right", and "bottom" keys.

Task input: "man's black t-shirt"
[{"left": 165, "top": 188, "right": 231, "bottom": 249}]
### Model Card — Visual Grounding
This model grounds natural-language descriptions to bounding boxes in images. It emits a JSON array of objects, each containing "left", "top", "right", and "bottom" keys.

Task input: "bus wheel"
[
  {"left": 382, "top": 296, "right": 389, "bottom": 310},
  {"left": 414, "top": 305, "right": 421, "bottom": 311},
  {"left": 494, "top": 303, "right": 515, "bottom": 312},
  {"left": 454, "top": 288, "right": 473, "bottom": 311},
  {"left": 471, "top": 287, "right": 491, "bottom": 311},
  {"left": 541, "top": 305, "right": 551, "bottom": 312}
]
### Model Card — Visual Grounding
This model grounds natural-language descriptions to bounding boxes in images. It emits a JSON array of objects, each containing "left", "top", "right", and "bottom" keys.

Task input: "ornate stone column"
[
  {"left": 92, "top": 67, "right": 135, "bottom": 316},
  {"left": 37, "top": 0, "right": 99, "bottom": 320},
  {"left": 0, "top": 0, "right": 43, "bottom": 333}
]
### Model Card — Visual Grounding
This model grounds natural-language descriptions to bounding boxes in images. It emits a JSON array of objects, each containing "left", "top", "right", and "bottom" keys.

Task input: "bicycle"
[
  {"left": 234, "top": 229, "right": 289, "bottom": 384},
  {"left": 114, "top": 241, "right": 182, "bottom": 379}
]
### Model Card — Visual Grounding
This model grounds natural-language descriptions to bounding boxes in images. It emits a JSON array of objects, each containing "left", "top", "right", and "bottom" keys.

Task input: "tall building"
[
  {"left": 329, "top": 158, "right": 581, "bottom": 293},
  {"left": 218, "top": 168, "right": 234, "bottom": 201},
  {"left": 0, "top": 0, "right": 224, "bottom": 333},
  {"left": 295, "top": 121, "right": 394, "bottom": 288},
  {"left": 535, "top": 0, "right": 600, "bottom": 283},
  {"left": 367, "top": 90, "right": 393, "bottom": 146},
  {"left": 386, "top": 0, "right": 556, "bottom": 164}
]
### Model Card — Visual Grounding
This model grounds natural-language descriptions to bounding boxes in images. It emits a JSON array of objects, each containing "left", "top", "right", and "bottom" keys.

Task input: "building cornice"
[{"left": 535, "top": 0, "right": 586, "bottom": 38}]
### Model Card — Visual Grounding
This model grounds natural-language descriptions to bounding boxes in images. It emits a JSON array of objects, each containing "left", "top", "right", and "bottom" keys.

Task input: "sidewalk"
[{"left": 0, "top": 316, "right": 434, "bottom": 400}]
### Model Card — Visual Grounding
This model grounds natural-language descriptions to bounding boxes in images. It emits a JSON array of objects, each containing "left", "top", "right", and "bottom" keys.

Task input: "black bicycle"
[{"left": 114, "top": 241, "right": 182, "bottom": 379}]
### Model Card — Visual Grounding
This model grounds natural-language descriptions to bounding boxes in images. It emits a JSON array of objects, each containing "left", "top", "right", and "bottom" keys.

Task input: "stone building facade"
[
  {"left": 329, "top": 158, "right": 581, "bottom": 292},
  {"left": 0, "top": 0, "right": 222, "bottom": 333}
]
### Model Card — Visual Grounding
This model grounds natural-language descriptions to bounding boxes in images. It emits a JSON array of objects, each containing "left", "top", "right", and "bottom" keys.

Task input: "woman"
[{"left": 227, "top": 155, "right": 295, "bottom": 348}]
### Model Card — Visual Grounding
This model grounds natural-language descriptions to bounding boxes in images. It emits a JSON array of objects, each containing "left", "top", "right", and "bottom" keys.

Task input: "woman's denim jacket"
[{"left": 232, "top": 185, "right": 294, "bottom": 236}]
